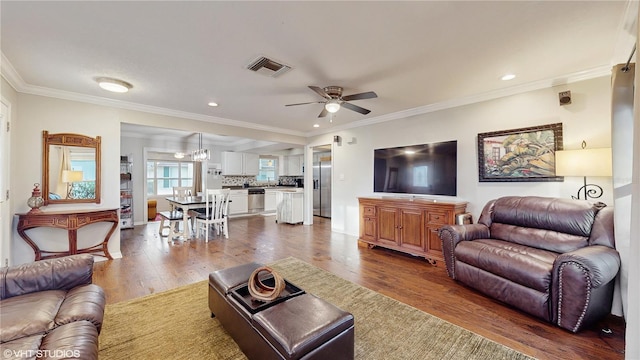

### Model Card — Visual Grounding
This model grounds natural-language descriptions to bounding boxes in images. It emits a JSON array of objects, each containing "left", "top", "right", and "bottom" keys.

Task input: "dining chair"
[
  {"left": 191, "top": 188, "right": 230, "bottom": 242},
  {"left": 170, "top": 186, "right": 192, "bottom": 233}
]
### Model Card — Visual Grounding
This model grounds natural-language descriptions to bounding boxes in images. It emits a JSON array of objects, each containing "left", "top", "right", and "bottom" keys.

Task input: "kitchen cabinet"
[
  {"left": 358, "top": 197, "right": 467, "bottom": 265},
  {"left": 228, "top": 189, "right": 248, "bottom": 215},
  {"left": 264, "top": 189, "right": 277, "bottom": 212},
  {"left": 221, "top": 152, "right": 259, "bottom": 175},
  {"left": 279, "top": 155, "right": 303, "bottom": 176}
]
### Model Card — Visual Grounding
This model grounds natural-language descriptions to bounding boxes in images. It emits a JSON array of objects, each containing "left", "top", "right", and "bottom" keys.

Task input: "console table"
[
  {"left": 358, "top": 197, "right": 467, "bottom": 265},
  {"left": 16, "top": 208, "right": 118, "bottom": 260}
]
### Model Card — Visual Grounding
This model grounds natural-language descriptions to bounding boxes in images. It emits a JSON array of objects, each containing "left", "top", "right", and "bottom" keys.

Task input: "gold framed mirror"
[{"left": 42, "top": 131, "right": 101, "bottom": 205}]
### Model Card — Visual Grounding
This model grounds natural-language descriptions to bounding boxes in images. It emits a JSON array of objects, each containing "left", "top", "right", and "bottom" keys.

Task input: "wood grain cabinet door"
[
  {"left": 398, "top": 208, "right": 424, "bottom": 252},
  {"left": 360, "top": 205, "right": 377, "bottom": 242},
  {"left": 377, "top": 206, "right": 399, "bottom": 246},
  {"left": 425, "top": 210, "right": 449, "bottom": 262}
]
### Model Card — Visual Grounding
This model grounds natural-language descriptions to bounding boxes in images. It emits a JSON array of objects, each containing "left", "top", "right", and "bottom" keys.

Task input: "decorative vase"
[{"left": 27, "top": 183, "right": 44, "bottom": 214}]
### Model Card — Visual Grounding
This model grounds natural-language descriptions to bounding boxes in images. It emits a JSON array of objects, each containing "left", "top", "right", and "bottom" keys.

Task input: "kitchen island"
[{"left": 275, "top": 188, "right": 304, "bottom": 224}]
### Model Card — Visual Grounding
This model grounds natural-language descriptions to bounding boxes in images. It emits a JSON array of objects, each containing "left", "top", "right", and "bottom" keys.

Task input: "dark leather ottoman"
[{"left": 208, "top": 263, "right": 354, "bottom": 360}]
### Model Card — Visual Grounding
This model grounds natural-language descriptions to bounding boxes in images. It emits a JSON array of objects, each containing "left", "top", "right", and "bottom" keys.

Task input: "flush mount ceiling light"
[
  {"left": 313, "top": 124, "right": 320, "bottom": 128},
  {"left": 501, "top": 74, "right": 516, "bottom": 81},
  {"left": 96, "top": 77, "right": 132, "bottom": 93},
  {"left": 207, "top": 102, "right": 219, "bottom": 107},
  {"left": 324, "top": 99, "right": 341, "bottom": 113}
]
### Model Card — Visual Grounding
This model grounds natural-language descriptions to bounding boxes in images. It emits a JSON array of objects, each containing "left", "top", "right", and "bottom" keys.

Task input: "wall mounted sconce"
[{"left": 555, "top": 140, "right": 612, "bottom": 200}]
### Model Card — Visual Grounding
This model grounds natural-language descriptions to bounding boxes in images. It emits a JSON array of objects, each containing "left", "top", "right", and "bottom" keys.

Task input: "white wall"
[
  {"left": 10, "top": 94, "right": 122, "bottom": 264},
  {"left": 312, "top": 76, "right": 613, "bottom": 236}
]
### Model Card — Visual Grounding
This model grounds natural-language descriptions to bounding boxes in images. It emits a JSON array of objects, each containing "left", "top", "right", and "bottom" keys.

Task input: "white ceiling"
[{"left": 1, "top": 1, "right": 636, "bottom": 144}]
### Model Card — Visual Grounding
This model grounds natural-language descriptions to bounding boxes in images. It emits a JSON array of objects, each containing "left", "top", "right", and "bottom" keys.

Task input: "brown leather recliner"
[
  {"left": 0, "top": 254, "right": 105, "bottom": 359},
  {"left": 439, "top": 196, "right": 620, "bottom": 333}
]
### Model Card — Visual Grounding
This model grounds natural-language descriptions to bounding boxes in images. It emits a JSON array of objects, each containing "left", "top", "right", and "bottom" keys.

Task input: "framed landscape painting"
[{"left": 477, "top": 123, "right": 563, "bottom": 182}]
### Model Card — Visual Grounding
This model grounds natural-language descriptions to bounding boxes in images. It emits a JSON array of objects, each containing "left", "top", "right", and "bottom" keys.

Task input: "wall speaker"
[{"left": 559, "top": 90, "right": 572, "bottom": 106}]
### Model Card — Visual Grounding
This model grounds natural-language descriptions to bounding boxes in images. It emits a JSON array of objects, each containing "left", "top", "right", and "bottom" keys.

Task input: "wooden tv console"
[{"left": 358, "top": 197, "right": 467, "bottom": 265}]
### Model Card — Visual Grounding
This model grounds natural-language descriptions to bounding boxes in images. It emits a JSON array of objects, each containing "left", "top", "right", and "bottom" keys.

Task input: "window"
[
  {"left": 257, "top": 156, "right": 278, "bottom": 182},
  {"left": 147, "top": 160, "right": 193, "bottom": 196}
]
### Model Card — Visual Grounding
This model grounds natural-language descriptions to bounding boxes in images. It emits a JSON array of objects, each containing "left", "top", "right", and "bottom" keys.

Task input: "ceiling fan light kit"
[
  {"left": 325, "top": 100, "right": 341, "bottom": 113},
  {"left": 286, "top": 85, "right": 377, "bottom": 119}
]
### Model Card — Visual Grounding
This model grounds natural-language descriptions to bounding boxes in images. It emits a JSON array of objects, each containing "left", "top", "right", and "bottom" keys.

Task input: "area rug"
[{"left": 99, "top": 257, "right": 536, "bottom": 360}]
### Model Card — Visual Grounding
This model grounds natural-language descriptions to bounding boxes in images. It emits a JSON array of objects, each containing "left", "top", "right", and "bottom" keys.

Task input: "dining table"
[{"left": 165, "top": 195, "right": 206, "bottom": 238}]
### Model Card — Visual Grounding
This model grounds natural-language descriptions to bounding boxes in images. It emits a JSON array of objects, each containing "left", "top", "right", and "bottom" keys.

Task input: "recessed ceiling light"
[
  {"left": 208, "top": 102, "right": 219, "bottom": 107},
  {"left": 313, "top": 124, "right": 320, "bottom": 128},
  {"left": 501, "top": 74, "right": 516, "bottom": 81},
  {"left": 96, "top": 77, "right": 132, "bottom": 93}
]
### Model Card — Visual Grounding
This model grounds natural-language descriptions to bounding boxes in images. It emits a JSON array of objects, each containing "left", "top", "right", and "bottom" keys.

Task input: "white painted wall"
[
  {"left": 10, "top": 94, "right": 122, "bottom": 264},
  {"left": 313, "top": 76, "right": 613, "bottom": 236}
]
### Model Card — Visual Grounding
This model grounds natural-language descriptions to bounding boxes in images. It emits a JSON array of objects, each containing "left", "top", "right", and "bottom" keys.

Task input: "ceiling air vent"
[{"left": 246, "top": 56, "right": 292, "bottom": 78}]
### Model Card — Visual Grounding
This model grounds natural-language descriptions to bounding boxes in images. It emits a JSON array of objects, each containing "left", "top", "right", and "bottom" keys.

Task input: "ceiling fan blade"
[
  {"left": 309, "top": 85, "right": 332, "bottom": 100},
  {"left": 341, "top": 101, "right": 371, "bottom": 115},
  {"left": 318, "top": 107, "right": 328, "bottom": 118},
  {"left": 341, "top": 91, "right": 378, "bottom": 101},
  {"left": 285, "top": 101, "right": 323, "bottom": 107}
]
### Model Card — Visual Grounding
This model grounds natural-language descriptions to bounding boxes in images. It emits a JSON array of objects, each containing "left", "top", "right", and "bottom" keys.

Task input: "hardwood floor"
[{"left": 93, "top": 215, "right": 626, "bottom": 360}]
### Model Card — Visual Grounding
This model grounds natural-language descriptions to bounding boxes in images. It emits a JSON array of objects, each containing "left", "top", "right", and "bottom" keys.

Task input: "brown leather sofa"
[
  {"left": 439, "top": 196, "right": 620, "bottom": 333},
  {"left": 0, "top": 254, "right": 105, "bottom": 359}
]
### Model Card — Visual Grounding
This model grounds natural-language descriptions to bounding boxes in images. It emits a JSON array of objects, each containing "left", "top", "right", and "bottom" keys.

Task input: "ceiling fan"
[{"left": 285, "top": 86, "right": 378, "bottom": 118}]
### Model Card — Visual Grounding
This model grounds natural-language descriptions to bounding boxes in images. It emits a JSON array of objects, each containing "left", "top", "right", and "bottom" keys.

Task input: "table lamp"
[
  {"left": 62, "top": 170, "right": 84, "bottom": 199},
  {"left": 555, "top": 141, "right": 612, "bottom": 200}
]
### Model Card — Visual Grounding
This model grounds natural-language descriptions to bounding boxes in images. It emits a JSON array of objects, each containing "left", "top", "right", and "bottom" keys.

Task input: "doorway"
[{"left": 312, "top": 145, "right": 332, "bottom": 218}]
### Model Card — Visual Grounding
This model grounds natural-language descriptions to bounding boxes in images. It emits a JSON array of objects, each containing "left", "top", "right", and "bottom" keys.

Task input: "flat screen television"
[{"left": 373, "top": 140, "right": 457, "bottom": 196}]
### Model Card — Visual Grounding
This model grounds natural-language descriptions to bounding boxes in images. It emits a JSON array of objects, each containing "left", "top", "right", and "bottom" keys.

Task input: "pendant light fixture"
[{"left": 192, "top": 133, "right": 210, "bottom": 161}]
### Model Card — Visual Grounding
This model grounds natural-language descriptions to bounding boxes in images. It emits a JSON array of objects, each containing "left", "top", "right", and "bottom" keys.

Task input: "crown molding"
[
  {"left": 0, "top": 52, "right": 306, "bottom": 138},
  {"left": 1, "top": 51, "right": 613, "bottom": 139},
  {"left": 306, "top": 65, "right": 612, "bottom": 137},
  {"left": 1, "top": 53, "right": 27, "bottom": 91}
]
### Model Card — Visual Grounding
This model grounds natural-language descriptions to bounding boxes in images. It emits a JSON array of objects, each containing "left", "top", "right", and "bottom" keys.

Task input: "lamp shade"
[
  {"left": 555, "top": 148, "right": 612, "bottom": 177},
  {"left": 62, "top": 170, "right": 84, "bottom": 183}
]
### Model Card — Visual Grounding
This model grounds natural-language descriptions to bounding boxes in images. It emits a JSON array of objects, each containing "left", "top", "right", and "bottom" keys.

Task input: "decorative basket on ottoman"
[{"left": 208, "top": 262, "right": 355, "bottom": 360}]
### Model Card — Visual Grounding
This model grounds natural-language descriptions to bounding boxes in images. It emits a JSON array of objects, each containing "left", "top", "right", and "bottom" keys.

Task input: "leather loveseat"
[
  {"left": 0, "top": 254, "right": 105, "bottom": 359},
  {"left": 439, "top": 196, "right": 620, "bottom": 332}
]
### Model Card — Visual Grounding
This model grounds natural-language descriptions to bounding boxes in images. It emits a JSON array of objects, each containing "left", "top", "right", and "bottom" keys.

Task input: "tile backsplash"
[
  {"left": 221, "top": 176, "right": 257, "bottom": 187},
  {"left": 221, "top": 175, "right": 302, "bottom": 187}
]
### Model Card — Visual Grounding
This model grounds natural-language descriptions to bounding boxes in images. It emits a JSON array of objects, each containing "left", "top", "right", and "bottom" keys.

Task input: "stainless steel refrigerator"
[{"left": 313, "top": 152, "right": 331, "bottom": 218}]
